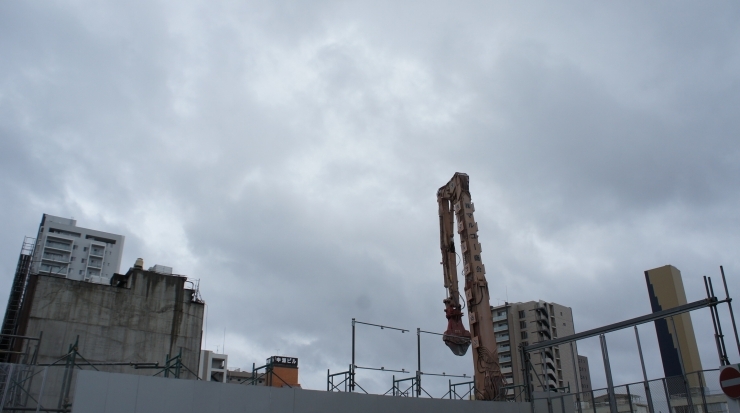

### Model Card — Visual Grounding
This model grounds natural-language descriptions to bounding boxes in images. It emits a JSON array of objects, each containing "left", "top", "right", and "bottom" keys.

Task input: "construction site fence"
[
  {"left": 532, "top": 369, "right": 728, "bottom": 413},
  {"left": 0, "top": 362, "right": 76, "bottom": 412},
  {"left": 0, "top": 360, "right": 198, "bottom": 412}
]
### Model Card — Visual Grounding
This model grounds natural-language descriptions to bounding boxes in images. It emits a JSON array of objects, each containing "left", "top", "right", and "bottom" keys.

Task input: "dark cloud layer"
[{"left": 2, "top": 1, "right": 739, "bottom": 395}]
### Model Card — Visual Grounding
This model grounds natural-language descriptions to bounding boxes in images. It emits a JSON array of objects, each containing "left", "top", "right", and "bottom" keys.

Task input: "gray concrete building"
[
  {"left": 577, "top": 355, "right": 592, "bottom": 400},
  {"left": 31, "top": 214, "right": 125, "bottom": 284},
  {"left": 16, "top": 263, "right": 204, "bottom": 374},
  {"left": 490, "top": 301, "right": 580, "bottom": 398}
]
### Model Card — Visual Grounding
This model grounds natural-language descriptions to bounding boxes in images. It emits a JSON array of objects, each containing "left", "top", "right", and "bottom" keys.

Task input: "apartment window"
[
  {"left": 560, "top": 312, "right": 563, "bottom": 316},
  {"left": 520, "top": 321, "right": 527, "bottom": 329},
  {"left": 70, "top": 257, "right": 75, "bottom": 261},
  {"left": 522, "top": 341, "right": 528, "bottom": 347},
  {"left": 521, "top": 331, "right": 528, "bottom": 339},
  {"left": 73, "top": 245, "right": 77, "bottom": 250},
  {"left": 519, "top": 310, "right": 526, "bottom": 318},
  {"left": 79, "top": 270, "right": 83, "bottom": 275},
  {"left": 81, "top": 259, "right": 86, "bottom": 263},
  {"left": 83, "top": 247, "right": 88, "bottom": 252}
]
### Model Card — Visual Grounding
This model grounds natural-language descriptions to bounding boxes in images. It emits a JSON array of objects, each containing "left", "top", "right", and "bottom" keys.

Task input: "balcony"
[
  {"left": 42, "top": 253, "right": 69, "bottom": 263},
  {"left": 88, "top": 262, "right": 102, "bottom": 269},
  {"left": 536, "top": 305, "right": 549, "bottom": 318},
  {"left": 496, "top": 335, "right": 509, "bottom": 343},
  {"left": 498, "top": 345, "right": 511, "bottom": 353},
  {"left": 39, "top": 265, "right": 68, "bottom": 276},
  {"left": 501, "top": 366, "right": 512, "bottom": 374},
  {"left": 494, "top": 324, "right": 508, "bottom": 333},
  {"left": 45, "top": 242, "right": 71, "bottom": 252},
  {"left": 499, "top": 355, "right": 512, "bottom": 363},
  {"left": 89, "top": 249, "right": 105, "bottom": 257}
]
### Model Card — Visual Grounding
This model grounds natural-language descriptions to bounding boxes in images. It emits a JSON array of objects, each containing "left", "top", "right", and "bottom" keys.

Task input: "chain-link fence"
[{"left": 531, "top": 369, "right": 731, "bottom": 413}]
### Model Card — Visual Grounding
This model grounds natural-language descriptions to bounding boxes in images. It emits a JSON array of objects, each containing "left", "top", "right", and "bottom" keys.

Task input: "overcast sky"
[{"left": 2, "top": 1, "right": 740, "bottom": 396}]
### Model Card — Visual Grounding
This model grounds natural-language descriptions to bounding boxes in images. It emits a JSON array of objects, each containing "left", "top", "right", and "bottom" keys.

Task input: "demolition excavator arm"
[{"left": 438, "top": 172, "right": 505, "bottom": 401}]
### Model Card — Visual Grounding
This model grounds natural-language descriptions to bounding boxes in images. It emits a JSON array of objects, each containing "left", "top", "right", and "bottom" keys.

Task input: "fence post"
[
  {"left": 635, "top": 326, "right": 656, "bottom": 413},
  {"left": 600, "top": 335, "right": 618, "bottom": 413},
  {"left": 591, "top": 390, "right": 597, "bottom": 413},
  {"left": 570, "top": 342, "right": 583, "bottom": 413},
  {"left": 561, "top": 393, "right": 567, "bottom": 413},
  {"left": 697, "top": 371, "right": 708, "bottom": 413},
  {"left": 351, "top": 319, "right": 355, "bottom": 392},
  {"left": 626, "top": 385, "right": 634, "bottom": 413},
  {"left": 662, "top": 378, "right": 673, "bottom": 413}
]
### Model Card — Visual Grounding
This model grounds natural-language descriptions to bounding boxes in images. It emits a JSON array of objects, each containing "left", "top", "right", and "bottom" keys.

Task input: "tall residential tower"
[{"left": 490, "top": 300, "right": 581, "bottom": 398}]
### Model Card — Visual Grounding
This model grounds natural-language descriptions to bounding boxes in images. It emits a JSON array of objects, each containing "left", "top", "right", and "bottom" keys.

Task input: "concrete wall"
[
  {"left": 18, "top": 269, "right": 204, "bottom": 375},
  {"left": 73, "top": 370, "right": 532, "bottom": 413}
]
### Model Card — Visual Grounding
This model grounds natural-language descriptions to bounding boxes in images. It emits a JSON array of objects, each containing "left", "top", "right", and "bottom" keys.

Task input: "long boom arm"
[{"left": 438, "top": 172, "right": 505, "bottom": 401}]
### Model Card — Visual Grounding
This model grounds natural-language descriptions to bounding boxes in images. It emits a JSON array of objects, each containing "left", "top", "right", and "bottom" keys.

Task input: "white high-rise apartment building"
[
  {"left": 30, "top": 214, "right": 125, "bottom": 284},
  {"left": 490, "top": 300, "right": 581, "bottom": 399}
]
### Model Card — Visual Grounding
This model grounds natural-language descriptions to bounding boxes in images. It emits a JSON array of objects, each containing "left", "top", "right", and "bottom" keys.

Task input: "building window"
[
  {"left": 71, "top": 257, "right": 75, "bottom": 261},
  {"left": 520, "top": 321, "right": 527, "bottom": 329},
  {"left": 519, "top": 310, "right": 526, "bottom": 318},
  {"left": 79, "top": 270, "right": 83, "bottom": 275},
  {"left": 73, "top": 245, "right": 77, "bottom": 250},
  {"left": 81, "top": 259, "right": 86, "bottom": 263},
  {"left": 83, "top": 247, "right": 88, "bottom": 252},
  {"left": 563, "top": 323, "right": 566, "bottom": 326},
  {"left": 522, "top": 341, "right": 528, "bottom": 347},
  {"left": 521, "top": 331, "right": 528, "bottom": 339}
]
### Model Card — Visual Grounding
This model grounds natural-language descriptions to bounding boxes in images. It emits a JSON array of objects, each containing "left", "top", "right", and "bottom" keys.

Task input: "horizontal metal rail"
[
  {"left": 355, "top": 365, "right": 408, "bottom": 373},
  {"left": 524, "top": 297, "right": 722, "bottom": 352},
  {"left": 354, "top": 321, "right": 409, "bottom": 333},
  {"left": 420, "top": 371, "right": 468, "bottom": 378}
]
